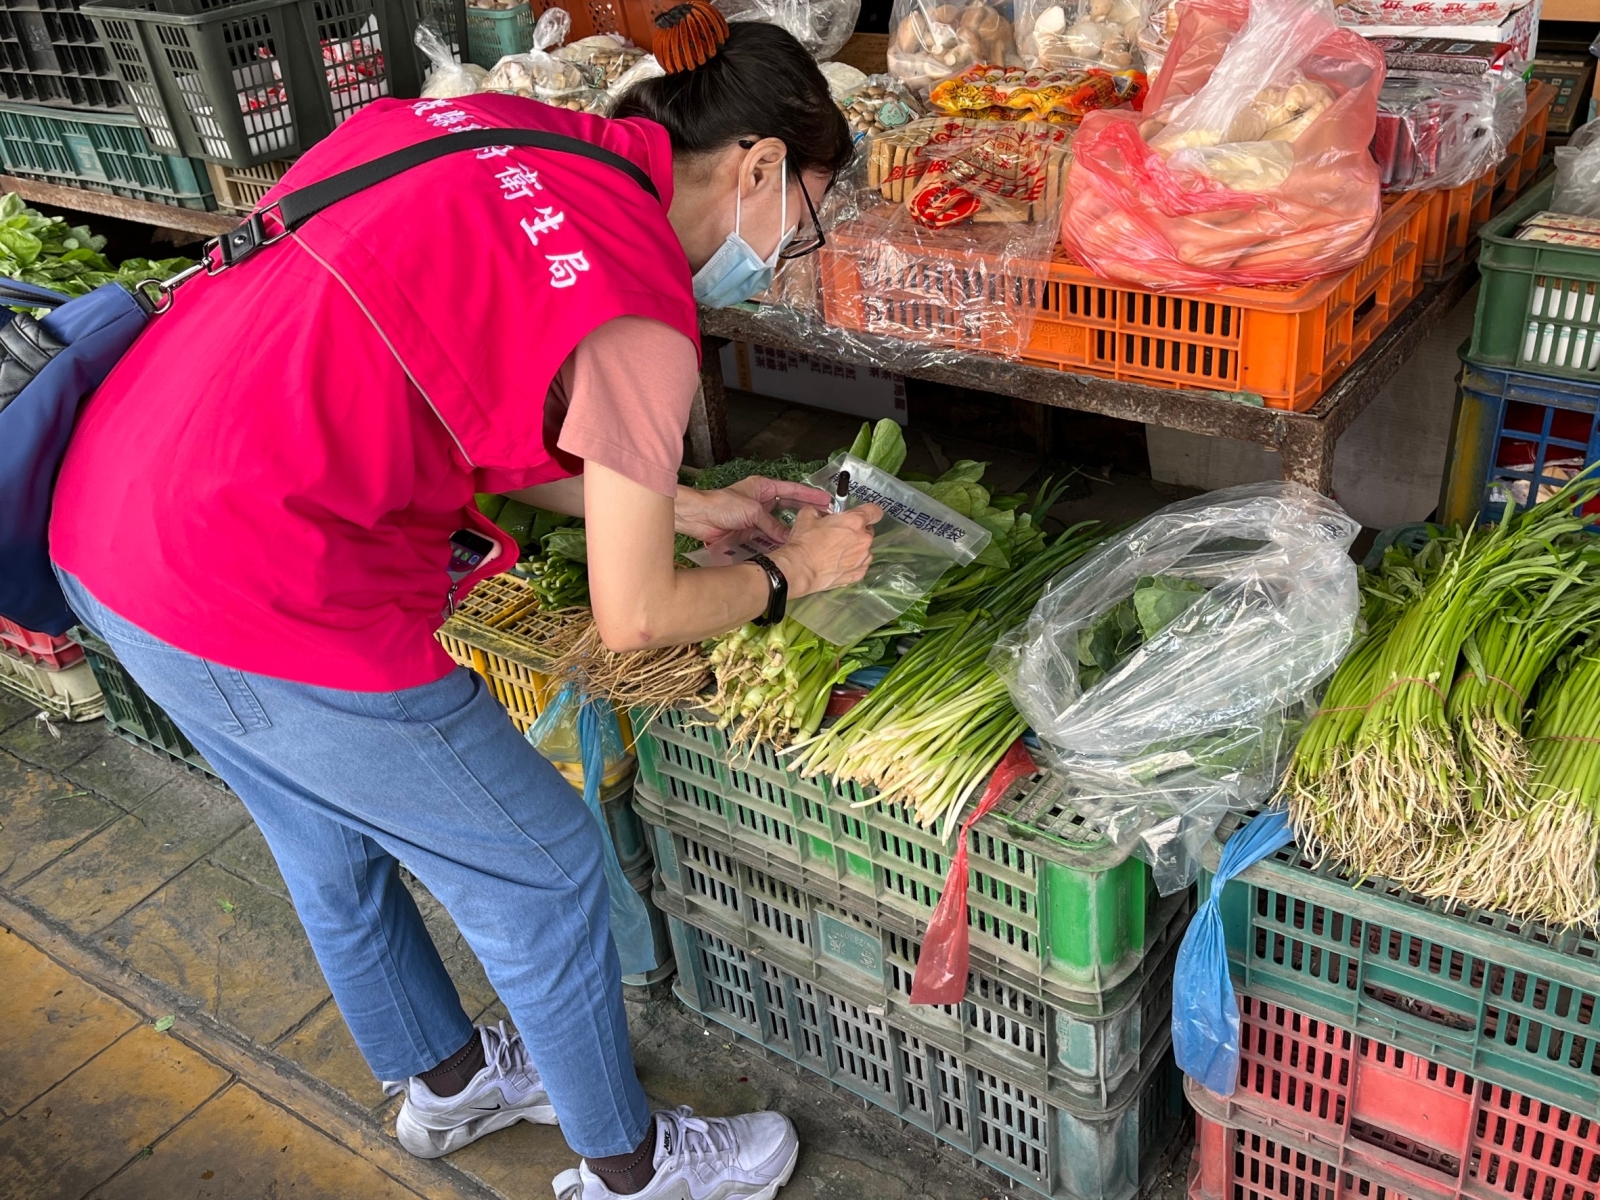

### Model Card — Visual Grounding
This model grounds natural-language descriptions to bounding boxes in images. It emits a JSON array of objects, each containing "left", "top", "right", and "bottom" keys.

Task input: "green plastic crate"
[
  {"left": 0, "top": 99, "right": 211, "bottom": 206},
  {"left": 648, "top": 812, "right": 1189, "bottom": 1107},
  {"left": 1201, "top": 812, "right": 1600, "bottom": 1118},
  {"left": 69, "top": 627, "right": 224, "bottom": 784},
  {"left": 669, "top": 911, "right": 1190, "bottom": 1200},
  {"left": 634, "top": 708, "right": 1157, "bottom": 1001},
  {"left": 464, "top": 0, "right": 532, "bottom": 68},
  {"left": 1469, "top": 177, "right": 1600, "bottom": 383}
]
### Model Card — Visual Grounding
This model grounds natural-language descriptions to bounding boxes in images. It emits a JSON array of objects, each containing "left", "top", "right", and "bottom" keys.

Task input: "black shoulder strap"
[{"left": 220, "top": 128, "right": 660, "bottom": 268}]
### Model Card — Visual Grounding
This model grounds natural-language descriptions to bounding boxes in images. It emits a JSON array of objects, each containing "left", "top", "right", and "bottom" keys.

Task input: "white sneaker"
[
  {"left": 552, "top": 1106, "right": 799, "bottom": 1200},
  {"left": 387, "top": 1022, "right": 558, "bottom": 1158}
]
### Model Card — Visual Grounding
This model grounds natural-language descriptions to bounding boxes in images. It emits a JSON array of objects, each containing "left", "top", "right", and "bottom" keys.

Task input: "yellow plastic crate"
[{"left": 436, "top": 574, "right": 633, "bottom": 787}]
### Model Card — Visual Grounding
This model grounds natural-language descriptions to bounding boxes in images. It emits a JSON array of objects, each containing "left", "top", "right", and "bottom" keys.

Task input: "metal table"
[{"left": 691, "top": 267, "right": 1477, "bottom": 494}]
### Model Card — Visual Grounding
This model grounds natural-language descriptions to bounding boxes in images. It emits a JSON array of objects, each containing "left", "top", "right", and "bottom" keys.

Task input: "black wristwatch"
[{"left": 749, "top": 553, "right": 788, "bottom": 627}]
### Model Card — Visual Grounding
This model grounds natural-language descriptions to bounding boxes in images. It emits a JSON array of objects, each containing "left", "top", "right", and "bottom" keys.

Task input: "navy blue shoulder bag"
[{"left": 0, "top": 128, "right": 659, "bottom": 636}]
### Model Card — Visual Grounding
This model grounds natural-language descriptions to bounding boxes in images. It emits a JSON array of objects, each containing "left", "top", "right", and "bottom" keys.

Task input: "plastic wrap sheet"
[
  {"left": 717, "top": 0, "right": 861, "bottom": 59},
  {"left": 1060, "top": 0, "right": 1385, "bottom": 291},
  {"left": 990, "top": 481, "right": 1360, "bottom": 893},
  {"left": 1016, "top": 0, "right": 1144, "bottom": 71},
  {"left": 1555, "top": 119, "right": 1600, "bottom": 219},
  {"left": 1374, "top": 69, "right": 1523, "bottom": 191},
  {"left": 887, "top": 0, "right": 1021, "bottom": 97},
  {"left": 417, "top": 24, "right": 487, "bottom": 98},
  {"left": 1138, "top": 0, "right": 1180, "bottom": 82}
]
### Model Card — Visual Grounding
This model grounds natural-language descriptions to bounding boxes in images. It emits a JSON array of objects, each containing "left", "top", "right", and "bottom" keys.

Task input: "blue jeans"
[{"left": 58, "top": 570, "right": 650, "bottom": 1158}]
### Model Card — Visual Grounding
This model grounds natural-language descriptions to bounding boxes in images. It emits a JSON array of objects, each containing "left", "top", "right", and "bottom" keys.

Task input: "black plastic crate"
[
  {"left": 69, "top": 626, "right": 224, "bottom": 786},
  {"left": 84, "top": 0, "right": 431, "bottom": 168},
  {"left": 0, "top": 0, "right": 127, "bottom": 110}
]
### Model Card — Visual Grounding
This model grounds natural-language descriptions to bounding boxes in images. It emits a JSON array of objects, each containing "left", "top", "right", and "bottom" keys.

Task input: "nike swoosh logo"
[{"left": 467, "top": 1103, "right": 503, "bottom": 1113}]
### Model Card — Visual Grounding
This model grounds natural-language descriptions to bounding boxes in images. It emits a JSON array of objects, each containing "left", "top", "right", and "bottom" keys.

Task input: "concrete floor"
[{"left": 0, "top": 395, "right": 1195, "bottom": 1200}]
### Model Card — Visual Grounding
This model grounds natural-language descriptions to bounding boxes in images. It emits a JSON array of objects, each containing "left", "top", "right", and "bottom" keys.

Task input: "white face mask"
[{"left": 691, "top": 160, "right": 797, "bottom": 308}]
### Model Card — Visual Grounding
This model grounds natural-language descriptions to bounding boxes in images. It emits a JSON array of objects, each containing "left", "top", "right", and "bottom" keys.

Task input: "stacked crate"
[
  {"left": 633, "top": 707, "right": 1193, "bottom": 1200},
  {"left": 1188, "top": 810, "right": 1600, "bottom": 1200},
  {"left": 1440, "top": 177, "right": 1600, "bottom": 528},
  {"left": 0, "top": 615, "right": 101, "bottom": 719}
]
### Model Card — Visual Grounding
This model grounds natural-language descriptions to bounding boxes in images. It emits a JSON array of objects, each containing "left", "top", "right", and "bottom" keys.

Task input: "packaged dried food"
[
  {"left": 1017, "top": 0, "right": 1144, "bottom": 71},
  {"left": 837, "top": 74, "right": 924, "bottom": 139},
  {"left": 554, "top": 34, "right": 646, "bottom": 88},
  {"left": 887, "top": 0, "right": 1020, "bottom": 97},
  {"left": 1062, "top": 0, "right": 1385, "bottom": 290},
  {"left": 482, "top": 8, "right": 592, "bottom": 99},
  {"left": 416, "top": 23, "right": 487, "bottom": 98},
  {"left": 1372, "top": 70, "right": 1523, "bottom": 191},
  {"left": 926, "top": 62, "right": 1145, "bottom": 123},
  {"left": 865, "top": 116, "right": 1073, "bottom": 224}
]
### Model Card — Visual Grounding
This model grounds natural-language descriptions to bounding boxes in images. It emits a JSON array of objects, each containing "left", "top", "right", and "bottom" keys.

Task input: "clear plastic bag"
[
  {"left": 716, "top": 0, "right": 861, "bottom": 60},
  {"left": 789, "top": 453, "right": 990, "bottom": 645},
  {"left": 482, "top": 8, "right": 591, "bottom": 98},
  {"left": 990, "top": 481, "right": 1359, "bottom": 893},
  {"left": 837, "top": 73, "right": 924, "bottom": 140},
  {"left": 416, "top": 24, "right": 486, "bottom": 98},
  {"left": 1061, "top": 0, "right": 1385, "bottom": 290},
  {"left": 1017, "top": 0, "right": 1144, "bottom": 71},
  {"left": 1374, "top": 72, "right": 1522, "bottom": 192},
  {"left": 1554, "top": 119, "right": 1600, "bottom": 219},
  {"left": 528, "top": 685, "right": 658, "bottom": 978},
  {"left": 887, "top": 0, "right": 1021, "bottom": 98},
  {"left": 554, "top": 34, "right": 645, "bottom": 88},
  {"left": 1137, "top": 0, "right": 1180, "bottom": 82}
]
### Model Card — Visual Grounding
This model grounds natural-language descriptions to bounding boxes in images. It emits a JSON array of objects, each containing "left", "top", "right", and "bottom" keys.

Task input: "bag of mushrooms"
[
  {"left": 887, "top": 0, "right": 1021, "bottom": 98},
  {"left": 1059, "top": 0, "right": 1384, "bottom": 291}
]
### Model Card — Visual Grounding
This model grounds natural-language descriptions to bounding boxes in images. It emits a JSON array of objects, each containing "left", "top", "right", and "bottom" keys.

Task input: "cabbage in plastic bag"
[
  {"left": 990, "top": 481, "right": 1359, "bottom": 892},
  {"left": 1555, "top": 119, "right": 1600, "bottom": 219}
]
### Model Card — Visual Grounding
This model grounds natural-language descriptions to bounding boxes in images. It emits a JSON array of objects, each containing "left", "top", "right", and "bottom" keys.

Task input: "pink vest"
[{"left": 50, "top": 96, "right": 699, "bottom": 689}]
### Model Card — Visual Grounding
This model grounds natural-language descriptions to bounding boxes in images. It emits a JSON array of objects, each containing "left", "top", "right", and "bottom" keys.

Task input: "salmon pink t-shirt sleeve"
[{"left": 554, "top": 317, "right": 700, "bottom": 497}]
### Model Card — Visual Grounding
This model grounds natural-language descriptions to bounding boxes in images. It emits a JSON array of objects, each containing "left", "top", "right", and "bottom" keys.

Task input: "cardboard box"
[
  {"left": 721, "top": 341, "right": 908, "bottom": 424},
  {"left": 1339, "top": 0, "right": 1542, "bottom": 63}
]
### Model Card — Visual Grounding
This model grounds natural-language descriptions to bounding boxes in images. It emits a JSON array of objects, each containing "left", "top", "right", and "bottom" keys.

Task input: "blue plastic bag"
[
  {"left": 1171, "top": 808, "right": 1294, "bottom": 1095},
  {"left": 529, "top": 685, "right": 659, "bottom": 978}
]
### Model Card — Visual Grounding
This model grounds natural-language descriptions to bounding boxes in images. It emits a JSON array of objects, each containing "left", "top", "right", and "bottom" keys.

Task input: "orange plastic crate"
[
  {"left": 1405, "top": 79, "right": 1555, "bottom": 283},
  {"left": 819, "top": 193, "right": 1425, "bottom": 412}
]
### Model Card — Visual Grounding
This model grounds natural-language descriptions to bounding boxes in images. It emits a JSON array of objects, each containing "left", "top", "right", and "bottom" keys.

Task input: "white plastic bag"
[
  {"left": 1555, "top": 119, "right": 1600, "bottom": 219},
  {"left": 1016, "top": 0, "right": 1144, "bottom": 71},
  {"left": 416, "top": 24, "right": 487, "bottom": 98},
  {"left": 991, "top": 482, "right": 1359, "bottom": 893},
  {"left": 716, "top": 0, "right": 861, "bottom": 60}
]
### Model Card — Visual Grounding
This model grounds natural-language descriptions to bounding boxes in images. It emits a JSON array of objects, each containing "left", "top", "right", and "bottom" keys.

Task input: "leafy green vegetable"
[
  {"left": 1132, "top": 575, "right": 1207, "bottom": 641},
  {"left": 846, "top": 423, "right": 872, "bottom": 461},
  {"left": 475, "top": 493, "right": 506, "bottom": 521},
  {"left": 542, "top": 527, "right": 587, "bottom": 563},
  {"left": 0, "top": 193, "right": 192, "bottom": 300},
  {"left": 494, "top": 499, "right": 537, "bottom": 545},
  {"left": 866, "top": 418, "right": 906, "bottom": 475},
  {"left": 691, "top": 456, "right": 825, "bottom": 492}
]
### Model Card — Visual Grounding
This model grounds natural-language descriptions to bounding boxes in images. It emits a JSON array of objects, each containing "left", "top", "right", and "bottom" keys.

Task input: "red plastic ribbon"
[{"left": 909, "top": 739, "right": 1036, "bottom": 1005}]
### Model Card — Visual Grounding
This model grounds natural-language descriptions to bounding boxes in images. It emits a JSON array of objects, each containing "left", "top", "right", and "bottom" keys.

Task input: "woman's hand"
[
  {"left": 770, "top": 504, "right": 883, "bottom": 598},
  {"left": 673, "top": 477, "right": 831, "bottom": 544}
]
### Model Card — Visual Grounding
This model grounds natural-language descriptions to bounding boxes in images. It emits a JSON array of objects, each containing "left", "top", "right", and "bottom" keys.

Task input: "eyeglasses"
[
  {"left": 780, "top": 176, "right": 826, "bottom": 261},
  {"left": 736, "top": 139, "right": 827, "bottom": 261}
]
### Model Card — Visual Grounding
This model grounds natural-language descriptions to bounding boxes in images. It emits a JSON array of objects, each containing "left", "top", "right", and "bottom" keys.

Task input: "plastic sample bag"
[
  {"left": 689, "top": 452, "right": 990, "bottom": 646},
  {"left": 991, "top": 481, "right": 1359, "bottom": 892},
  {"left": 528, "top": 686, "right": 658, "bottom": 978},
  {"left": 416, "top": 24, "right": 486, "bottom": 98},
  {"left": 1060, "top": 0, "right": 1385, "bottom": 291},
  {"left": 887, "top": 0, "right": 1020, "bottom": 98},
  {"left": 1171, "top": 808, "right": 1294, "bottom": 1094},
  {"left": 717, "top": 0, "right": 861, "bottom": 60},
  {"left": 1555, "top": 119, "right": 1600, "bottom": 219}
]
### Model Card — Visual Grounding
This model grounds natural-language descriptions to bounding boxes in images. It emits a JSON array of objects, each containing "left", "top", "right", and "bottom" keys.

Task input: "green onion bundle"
[
  {"left": 787, "top": 524, "right": 1104, "bottom": 834},
  {"left": 1520, "top": 641, "right": 1600, "bottom": 925}
]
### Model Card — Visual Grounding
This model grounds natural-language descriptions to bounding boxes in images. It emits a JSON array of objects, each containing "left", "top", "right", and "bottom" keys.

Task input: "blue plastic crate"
[{"left": 1439, "top": 348, "right": 1600, "bottom": 529}]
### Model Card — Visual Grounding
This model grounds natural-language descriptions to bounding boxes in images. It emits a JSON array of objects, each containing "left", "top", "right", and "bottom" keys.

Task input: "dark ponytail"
[{"left": 612, "top": 6, "right": 854, "bottom": 180}]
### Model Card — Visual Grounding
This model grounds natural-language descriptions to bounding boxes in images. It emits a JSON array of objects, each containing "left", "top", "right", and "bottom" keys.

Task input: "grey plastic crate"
[
  {"left": 670, "top": 913, "right": 1188, "bottom": 1200},
  {"left": 648, "top": 815, "right": 1190, "bottom": 1108}
]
